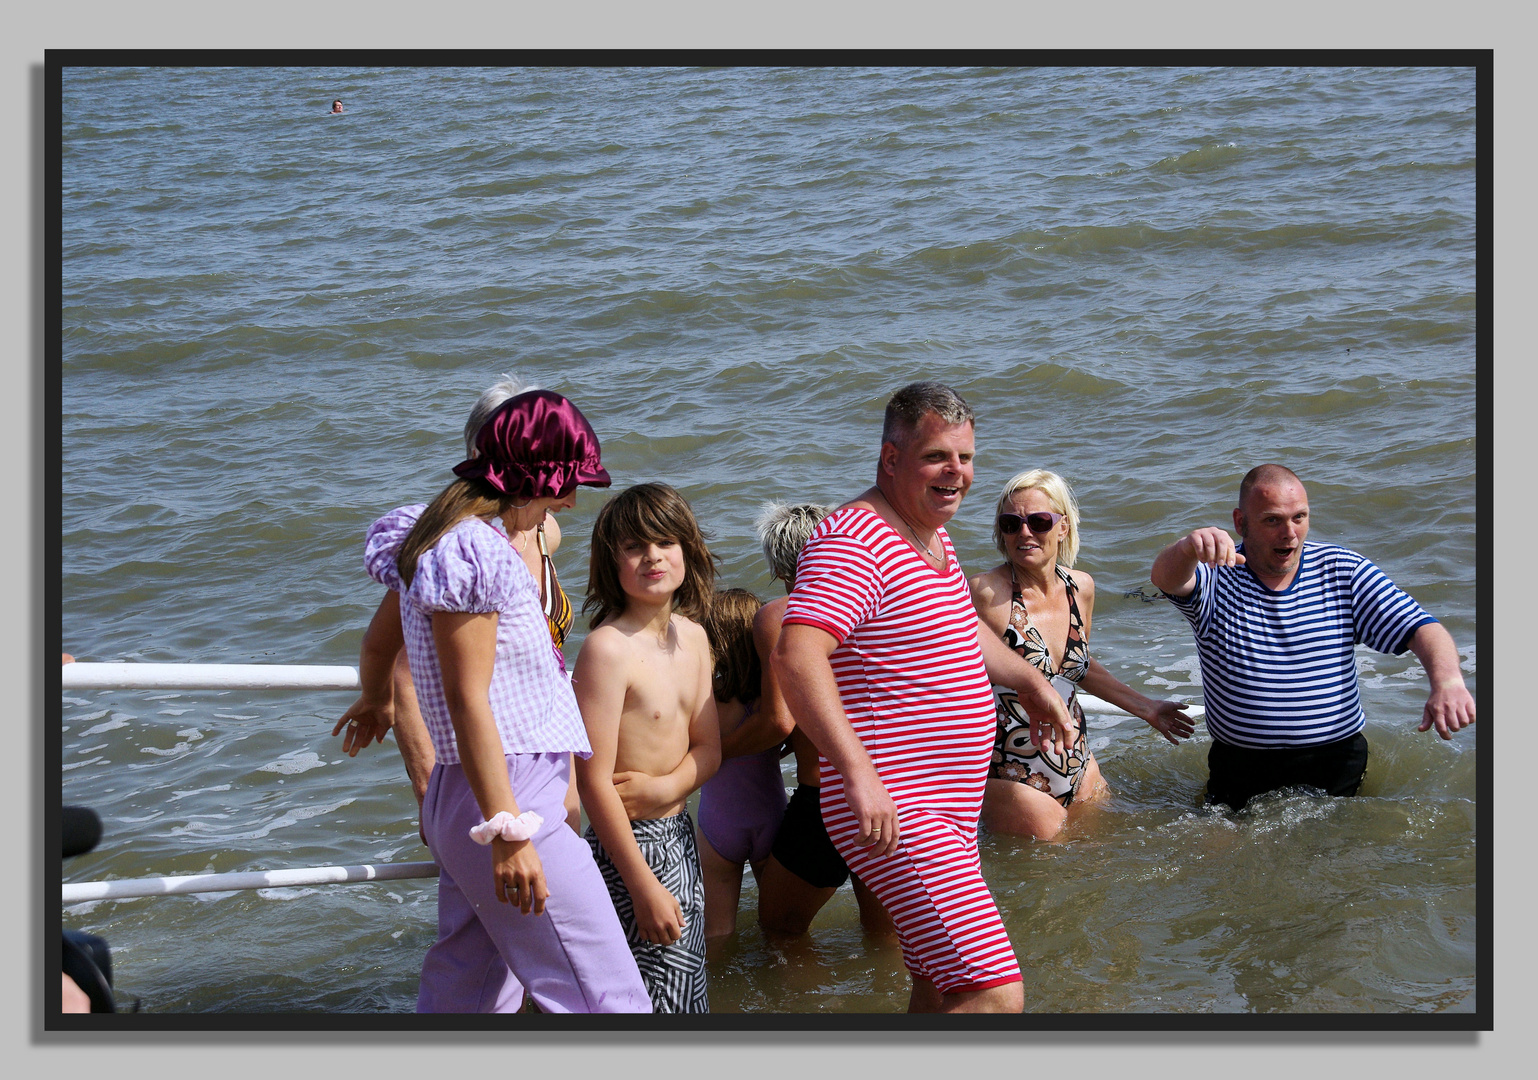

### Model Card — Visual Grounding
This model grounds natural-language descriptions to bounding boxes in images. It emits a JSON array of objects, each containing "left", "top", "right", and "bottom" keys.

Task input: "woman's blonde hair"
[
  {"left": 397, "top": 477, "right": 520, "bottom": 588},
  {"left": 754, "top": 502, "right": 834, "bottom": 585},
  {"left": 583, "top": 482, "right": 718, "bottom": 629},
  {"left": 992, "top": 469, "right": 1081, "bottom": 568}
]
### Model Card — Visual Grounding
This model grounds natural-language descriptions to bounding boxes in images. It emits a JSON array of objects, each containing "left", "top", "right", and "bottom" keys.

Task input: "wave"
[{"left": 1150, "top": 141, "right": 1245, "bottom": 174}]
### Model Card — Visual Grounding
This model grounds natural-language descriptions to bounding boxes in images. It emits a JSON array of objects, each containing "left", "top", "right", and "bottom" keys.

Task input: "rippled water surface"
[{"left": 58, "top": 64, "right": 1478, "bottom": 1017}]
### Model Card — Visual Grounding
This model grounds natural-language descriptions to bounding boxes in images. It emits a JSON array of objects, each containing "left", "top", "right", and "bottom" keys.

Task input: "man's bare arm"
[
  {"left": 1407, "top": 622, "right": 1476, "bottom": 739},
  {"left": 1150, "top": 527, "right": 1245, "bottom": 597},
  {"left": 771, "top": 622, "right": 899, "bottom": 856}
]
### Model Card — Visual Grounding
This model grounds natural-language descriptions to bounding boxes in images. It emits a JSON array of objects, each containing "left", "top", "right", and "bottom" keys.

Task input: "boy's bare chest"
[{"left": 621, "top": 640, "right": 702, "bottom": 724}]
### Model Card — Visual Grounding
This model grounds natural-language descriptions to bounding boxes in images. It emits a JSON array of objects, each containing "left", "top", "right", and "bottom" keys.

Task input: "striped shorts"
[
  {"left": 585, "top": 810, "right": 709, "bottom": 1014},
  {"left": 822, "top": 786, "right": 1022, "bottom": 995}
]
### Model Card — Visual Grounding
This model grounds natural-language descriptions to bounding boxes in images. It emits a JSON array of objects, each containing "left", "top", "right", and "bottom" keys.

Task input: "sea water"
[{"left": 58, "top": 64, "right": 1478, "bottom": 1015}]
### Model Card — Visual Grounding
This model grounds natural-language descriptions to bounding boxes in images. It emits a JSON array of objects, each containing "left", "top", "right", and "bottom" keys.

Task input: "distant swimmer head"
[
  {"left": 453, "top": 389, "right": 611, "bottom": 500},
  {"left": 331, "top": 100, "right": 344, "bottom": 113}
]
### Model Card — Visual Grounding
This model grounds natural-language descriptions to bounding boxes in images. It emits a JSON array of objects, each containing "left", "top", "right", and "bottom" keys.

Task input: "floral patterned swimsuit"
[{"left": 988, "top": 565, "right": 1092, "bottom": 805}]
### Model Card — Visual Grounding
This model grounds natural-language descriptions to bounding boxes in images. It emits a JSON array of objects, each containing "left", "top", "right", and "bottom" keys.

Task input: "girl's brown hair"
[
  {"left": 703, "top": 588, "right": 762, "bottom": 704},
  {"left": 583, "top": 482, "right": 718, "bottom": 629},
  {"left": 397, "top": 477, "right": 519, "bottom": 588}
]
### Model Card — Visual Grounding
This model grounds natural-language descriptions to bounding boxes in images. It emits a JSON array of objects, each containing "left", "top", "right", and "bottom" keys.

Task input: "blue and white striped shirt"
[{"left": 1167, "top": 542, "right": 1436, "bottom": 749}]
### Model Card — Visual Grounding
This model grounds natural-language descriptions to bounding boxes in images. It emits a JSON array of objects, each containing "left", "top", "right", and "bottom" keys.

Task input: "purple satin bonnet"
[{"left": 452, "top": 389, "right": 611, "bottom": 498}]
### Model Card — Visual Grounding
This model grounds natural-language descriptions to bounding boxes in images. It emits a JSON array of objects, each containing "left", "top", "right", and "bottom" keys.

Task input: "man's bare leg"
[
  {"left": 852, "top": 873, "right": 897, "bottom": 938},
  {"left": 908, "top": 974, "right": 1023, "bottom": 1014},
  {"left": 756, "top": 855, "right": 837, "bottom": 936}
]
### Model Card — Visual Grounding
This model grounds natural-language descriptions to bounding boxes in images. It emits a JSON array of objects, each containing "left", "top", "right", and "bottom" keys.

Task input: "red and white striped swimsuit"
[{"left": 783, "top": 506, "right": 1021, "bottom": 993}]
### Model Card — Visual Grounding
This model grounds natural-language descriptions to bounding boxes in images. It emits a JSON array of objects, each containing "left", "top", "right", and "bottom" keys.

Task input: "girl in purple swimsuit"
[
  {"left": 967, "top": 469, "right": 1195, "bottom": 841},
  {"left": 694, "top": 587, "right": 792, "bottom": 940}
]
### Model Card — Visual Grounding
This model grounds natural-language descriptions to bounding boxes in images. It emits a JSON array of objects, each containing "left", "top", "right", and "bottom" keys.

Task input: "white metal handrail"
[
  {"left": 63, "top": 662, "right": 361, "bottom": 691},
  {"left": 59, "top": 661, "right": 1202, "bottom": 717},
  {"left": 62, "top": 861, "right": 440, "bottom": 904}
]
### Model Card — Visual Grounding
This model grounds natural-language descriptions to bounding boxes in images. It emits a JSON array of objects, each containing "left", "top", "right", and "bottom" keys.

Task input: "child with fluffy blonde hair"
[{"left": 572, "top": 482, "right": 721, "bottom": 1013}]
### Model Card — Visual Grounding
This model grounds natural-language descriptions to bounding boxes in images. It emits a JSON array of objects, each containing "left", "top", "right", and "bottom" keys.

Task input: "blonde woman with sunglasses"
[{"left": 967, "top": 470, "right": 1194, "bottom": 840}]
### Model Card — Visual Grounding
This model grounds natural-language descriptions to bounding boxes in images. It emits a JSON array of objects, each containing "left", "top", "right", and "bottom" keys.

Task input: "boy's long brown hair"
[
  {"left": 397, "top": 477, "right": 519, "bottom": 588},
  {"left": 583, "top": 482, "right": 718, "bottom": 630},
  {"left": 703, "top": 588, "right": 762, "bottom": 704}
]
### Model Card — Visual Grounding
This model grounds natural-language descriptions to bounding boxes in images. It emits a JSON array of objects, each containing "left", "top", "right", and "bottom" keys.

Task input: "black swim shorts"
[
  {"left": 1205, "top": 732, "right": 1370, "bottom": 812},
  {"left": 769, "top": 783, "right": 850, "bottom": 889}
]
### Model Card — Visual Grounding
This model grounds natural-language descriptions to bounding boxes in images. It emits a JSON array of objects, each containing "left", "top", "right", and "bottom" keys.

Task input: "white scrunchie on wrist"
[{"left": 469, "top": 810, "right": 544, "bottom": 845}]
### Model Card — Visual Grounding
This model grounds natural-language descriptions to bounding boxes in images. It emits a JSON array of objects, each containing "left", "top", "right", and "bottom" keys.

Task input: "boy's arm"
[
  {"left": 686, "top": 628, "right": 723, "bottom": 783},
  {"left": 571, "top": 631, "right": 686, "bottom": 946}
]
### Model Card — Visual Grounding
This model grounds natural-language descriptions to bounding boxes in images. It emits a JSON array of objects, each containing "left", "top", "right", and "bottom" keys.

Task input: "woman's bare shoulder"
[
  {"left": 1064, "top": 567, "right": 1097, "bottom": 618},
  {"left": 541, "top": 511, "right": 562, "bottom": 552},
  {"left": 1065, "top": 567, "right": 1096, "bottom": 596}
]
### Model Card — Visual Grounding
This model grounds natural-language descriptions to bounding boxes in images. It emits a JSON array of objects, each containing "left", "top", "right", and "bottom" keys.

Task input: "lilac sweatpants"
[{"left": 416, "top": 752, "right": 652, "bottom": 1014}]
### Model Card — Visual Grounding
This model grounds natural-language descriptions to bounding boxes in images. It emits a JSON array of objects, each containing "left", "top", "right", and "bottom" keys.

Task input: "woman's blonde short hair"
[
  {"left": 992, "top": 469, "right": 1081, "bottom": 568},
  {"left": 754, "top": 502, "right": 834, "bottom": 585}
]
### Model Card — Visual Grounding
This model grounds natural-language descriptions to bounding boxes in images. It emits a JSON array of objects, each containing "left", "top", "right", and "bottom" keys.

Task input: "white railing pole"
[
  {"left": 1078, "top": 693, "right": 1204, "bottom": 719},
  {"left": 62, "top": 861, "right": 440, "bottom": 903},
  {"left": 63, "top": 663, "right": 362, "bottom": 691},
  {"left": 59, "top": 662, "right": 1201, "bottom": 718}
]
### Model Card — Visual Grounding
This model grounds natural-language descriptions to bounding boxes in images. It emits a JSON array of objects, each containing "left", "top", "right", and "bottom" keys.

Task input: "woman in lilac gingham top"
[
  {"left": 333, "top": 390, "right": 650, "bottom": 1014},
  {"left": 363, "top": 505, "right": 588, "bottom": 764}
]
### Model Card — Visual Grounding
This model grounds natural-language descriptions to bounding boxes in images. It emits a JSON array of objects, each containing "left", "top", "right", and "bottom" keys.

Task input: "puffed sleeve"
[
  {"left": 363, "top": 504, "right": 426, "bottom": 592},
  {"left": 407, "top": 518, "right": 519, "bottom": 614}
]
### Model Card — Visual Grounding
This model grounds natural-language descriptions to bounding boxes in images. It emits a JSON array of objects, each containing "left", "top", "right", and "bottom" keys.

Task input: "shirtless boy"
[{"left": 572, "top": 482, "right": 722, "bottom": 1014}]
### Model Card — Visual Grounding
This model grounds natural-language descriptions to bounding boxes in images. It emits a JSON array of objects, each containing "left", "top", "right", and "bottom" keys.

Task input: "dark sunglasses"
[{"left": 998, "top": 511, "right": 1064, "bottom": 535}]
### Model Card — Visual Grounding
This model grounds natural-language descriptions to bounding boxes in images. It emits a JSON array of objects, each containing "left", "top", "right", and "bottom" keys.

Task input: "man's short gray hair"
[
  {"left": 755, "top": 501, "right": 835, "bottom": 584},
  {"left": 464, "top": 373, "right": 537, "bottom": 457},
  {"left": 881, "top": 381, "right": 974, "bottom": 448},
  {"left": 1238, "top": 463, "right": 1304, "bottom": 511}
]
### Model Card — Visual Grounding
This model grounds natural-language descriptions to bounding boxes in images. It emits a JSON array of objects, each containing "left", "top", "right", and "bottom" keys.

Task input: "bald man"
[{"left": 1150, "top": 464, "right": 1475, "bottom": 810}]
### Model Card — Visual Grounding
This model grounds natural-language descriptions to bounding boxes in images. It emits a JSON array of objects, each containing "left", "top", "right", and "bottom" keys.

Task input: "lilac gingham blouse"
[{"left": 365, "top": 505, "right": 592, "bottom": 765}]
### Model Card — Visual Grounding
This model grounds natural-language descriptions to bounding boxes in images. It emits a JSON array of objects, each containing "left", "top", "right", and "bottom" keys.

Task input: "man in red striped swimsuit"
[{"left": 772, "top": 381, "right": 1077, "bottom": 1014}]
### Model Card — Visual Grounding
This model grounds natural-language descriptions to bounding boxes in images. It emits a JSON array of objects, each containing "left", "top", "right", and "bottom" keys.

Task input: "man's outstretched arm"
[
  {"left": 1407, "top": 622, "right": 1476, "bottom": 739},
  {"left": 1151, "top": 527, "right": 1245, "bottom": 597}
]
